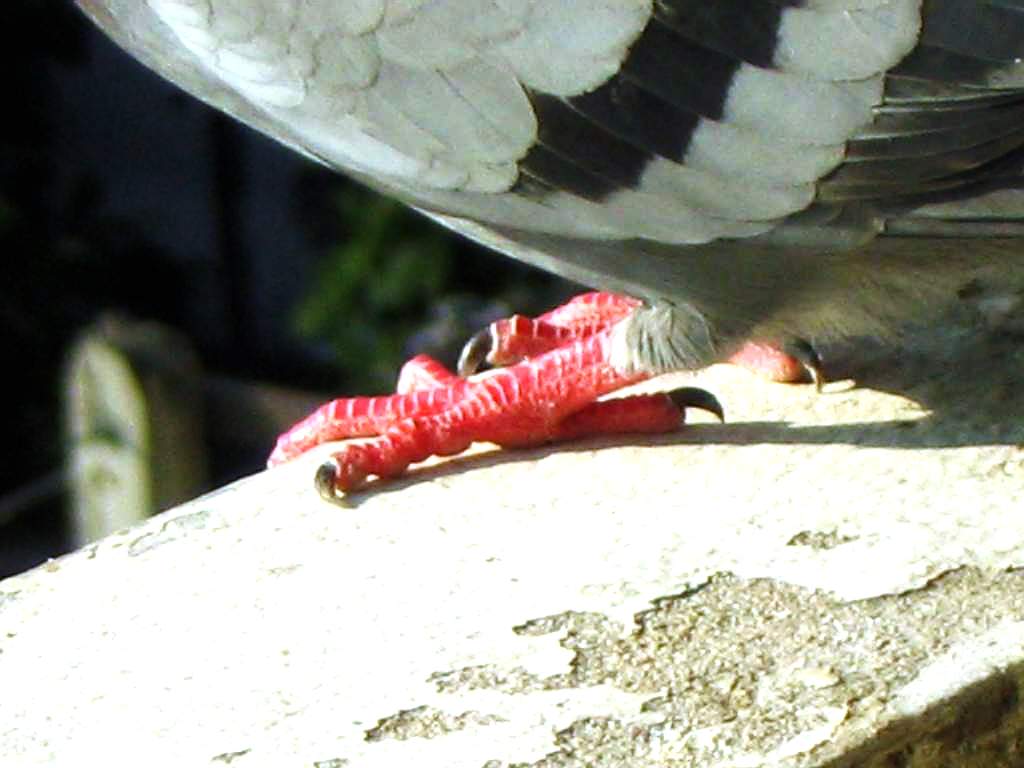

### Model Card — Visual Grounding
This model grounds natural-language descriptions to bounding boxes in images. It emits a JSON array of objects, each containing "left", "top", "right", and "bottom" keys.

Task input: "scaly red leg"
[
  {"left": 269, "top": 291, "right": 810, "bottom": 498},
  {"left": 457, "top": 291, "right": 640, "bottom": 373},
  {"left": 267, "top": 355, "right": 469, "bottom": 463},
  {"left": 461, "top": 291, "right": 815, "bottom": 384},
  {"left": 729, "top": 341, "right": 818, "bottom": 387},
  {"left": 308, "top": 330, "right": 722, "bottom": 497}
]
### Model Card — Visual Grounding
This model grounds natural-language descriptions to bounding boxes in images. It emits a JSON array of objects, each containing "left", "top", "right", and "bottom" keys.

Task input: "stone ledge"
[{"left": 2, "top": 329, "right": 1023, "bottom": 767}]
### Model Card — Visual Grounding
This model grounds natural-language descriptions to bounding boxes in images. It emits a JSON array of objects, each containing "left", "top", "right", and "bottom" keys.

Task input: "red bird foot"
[{"left": 268, "top": 292, "right": 810, "bottom": 500}]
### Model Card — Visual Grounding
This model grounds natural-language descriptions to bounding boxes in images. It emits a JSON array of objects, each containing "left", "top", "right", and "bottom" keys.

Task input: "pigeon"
[{"left": 76, "top": 0, "right": 1024, "bottom": 497}]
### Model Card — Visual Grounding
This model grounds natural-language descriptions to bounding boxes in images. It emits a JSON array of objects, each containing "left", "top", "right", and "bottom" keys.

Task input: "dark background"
[{"left": 1, "top": 1, "right": 569, "bottom": 576}]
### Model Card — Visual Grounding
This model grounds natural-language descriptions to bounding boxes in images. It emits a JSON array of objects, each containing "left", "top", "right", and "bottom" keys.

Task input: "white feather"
[
  {"left": 723, "top": 68, "right": 883, "bottom": 145},
  {"left": 684, "top": 120, "right": 845, "bottom": 185},
  {"left": 776, "top": 0, "right": 922, "bottom": 79}
]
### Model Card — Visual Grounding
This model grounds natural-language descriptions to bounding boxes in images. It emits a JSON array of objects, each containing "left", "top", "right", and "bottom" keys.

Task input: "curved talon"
[
  {"left": 808, "top": 366, "right": 825, "bottom": 394},
  {"left": 783, "top": 338, "right": 826, "bottom": 393},
  {"left": 315, "top": 460, "right": 345, "bottom": 505},
  {"left": 457, "top": 328, "right": 493, "bottom": 377},
  {"left": 668, "top": 387, "right": 725, "bottom": 423}
]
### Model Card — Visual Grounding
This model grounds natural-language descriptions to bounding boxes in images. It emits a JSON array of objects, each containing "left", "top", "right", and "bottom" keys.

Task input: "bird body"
[
  {"left": 76, "top": 0, "right": 1024, "bottom": 491},
  {"left": 77, "top": 0, "right": 1024, "bottom": 368}
]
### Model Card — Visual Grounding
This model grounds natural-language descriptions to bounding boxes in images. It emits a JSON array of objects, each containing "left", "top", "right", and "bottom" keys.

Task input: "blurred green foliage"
[
  {"left": 293, "top": 183, "right": 572, "bottom": 394},
  {"left": 294, "top": 189, "right": 455, "bottom": 392}
]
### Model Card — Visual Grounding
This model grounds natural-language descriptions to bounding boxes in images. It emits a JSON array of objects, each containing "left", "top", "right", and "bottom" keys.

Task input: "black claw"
[
  {"left": 783, "top": 338, "right": 825, "bottom": 393},
  {"left": 668, "top": 387, "right": 725, "bottom": 423},
  {"left": 457, "top": 328, "right": 493, "bottom": 377},
  {"left": 314, "top": 460, "right": 347, "bottom": 506}
]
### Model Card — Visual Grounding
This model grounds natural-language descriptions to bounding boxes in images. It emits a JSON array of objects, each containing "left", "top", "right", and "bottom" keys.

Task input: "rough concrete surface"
[{"left": 2, "top": 325, "right": 1024, "bottom": 767}]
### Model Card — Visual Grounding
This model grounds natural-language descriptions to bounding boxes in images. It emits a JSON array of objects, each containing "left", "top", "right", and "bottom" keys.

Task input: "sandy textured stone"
[{"left": 2, "top": 325, "right": 1024, "bottom": 767}]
